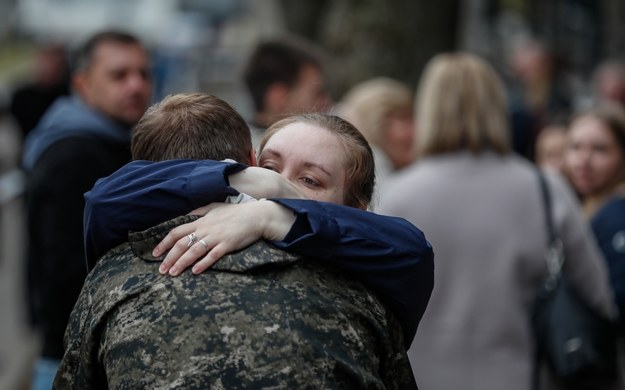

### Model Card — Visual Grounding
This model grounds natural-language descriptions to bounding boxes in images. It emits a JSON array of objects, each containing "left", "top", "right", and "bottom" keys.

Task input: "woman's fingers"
[
  {"left": 191, "top": 243, "right": 231, "bottom": 274},
  {"left": 158, "top": 236, "right": 189, "bottom": 274},
  {"left": 168, "top": 239, "right": 211, "bottom": 276},
  {"left": 170, "top": 238, "right": 236, "bottom": 276},
  {"left": 160, "top": 234, "right": 209, "bottom": 275},
  {"left": 153, "top": 223, "right": 195, "bottom": 258},
  {"left": 156, "top": 227, "right": 202, "bottom": 275},
  {"left": 155, "top": 202, "right": 265, "bottom": 276}
]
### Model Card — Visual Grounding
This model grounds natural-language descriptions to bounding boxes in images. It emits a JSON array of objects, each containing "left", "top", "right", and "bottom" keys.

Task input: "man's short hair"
[
  {"left": 243, "top": 39, "right": 322, "bottom": 113},
  {"left": 131, "top": 93, "right": 252, "bottom": 163},
  {"left": 73, "top": 30, "right": 144, "bottom": 72}
]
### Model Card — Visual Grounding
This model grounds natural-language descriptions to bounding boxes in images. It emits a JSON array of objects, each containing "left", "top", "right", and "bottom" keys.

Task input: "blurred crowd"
[{"left": 0, "top": 7, "right": 624, "bottom": 390}]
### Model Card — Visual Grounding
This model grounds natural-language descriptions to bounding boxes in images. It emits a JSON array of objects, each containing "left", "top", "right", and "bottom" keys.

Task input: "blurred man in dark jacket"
[{"left": 22, "top": 30, "right": 152, "bottom": 389}]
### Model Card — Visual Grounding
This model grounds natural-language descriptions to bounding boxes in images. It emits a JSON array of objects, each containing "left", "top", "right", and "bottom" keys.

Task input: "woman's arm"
[
  {"left": 85, "top": 159, "right": 434, "bottom": 345},
  {"left": 155, "top": 200, "right": 297, "bottom": 275},
  {"left": 84, "top": 159, "right": 303, "bottom": 269},
  {"left": 153, "top": 198, "right": 434, "bottom": 347}
]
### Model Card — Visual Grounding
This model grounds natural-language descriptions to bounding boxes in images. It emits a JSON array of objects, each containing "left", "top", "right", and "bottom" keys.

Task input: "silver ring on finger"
[
  {"left": 198, "top": 239, "right": 209, "bottom": 252},
  {"left": 187, "top": 232, "right": 198, "bottom": 248}
]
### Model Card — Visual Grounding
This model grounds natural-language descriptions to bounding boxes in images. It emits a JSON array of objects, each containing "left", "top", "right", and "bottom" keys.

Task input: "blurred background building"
[{"left": 0, "top": 0, "right": 623, "bottom": 109}]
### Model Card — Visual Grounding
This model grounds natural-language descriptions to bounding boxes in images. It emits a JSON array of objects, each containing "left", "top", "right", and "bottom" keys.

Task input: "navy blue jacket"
[
  {"left": 591, "top": 196, "right": 625, "bottom": 327},
  {"left": 84, "top": 159, "right": 434, "bottom": 346}
]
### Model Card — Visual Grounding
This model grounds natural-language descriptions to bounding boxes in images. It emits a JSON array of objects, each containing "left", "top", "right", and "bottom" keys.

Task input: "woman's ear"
[{"left": 248, "top": 148, "right": 257, "bottom": 166}]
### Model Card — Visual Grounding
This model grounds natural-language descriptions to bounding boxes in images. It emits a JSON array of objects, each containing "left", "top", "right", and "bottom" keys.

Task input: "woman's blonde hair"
[
  {"left": 258, "top": 113, "right": 375, "bottom": 210},
  {"left": 416, "top": 52, "right": 511, "bottom": 158},
  {"left": 340, "top": 77, "right": 413, "bottom": 148}
]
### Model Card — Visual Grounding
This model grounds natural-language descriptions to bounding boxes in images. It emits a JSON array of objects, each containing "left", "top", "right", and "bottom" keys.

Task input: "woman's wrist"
[
  {"left": 257, "top": 199, "right": 296, "bottom": 241},
  {"left": 229, "top": 167, "right": 305, "bottom": 200}
]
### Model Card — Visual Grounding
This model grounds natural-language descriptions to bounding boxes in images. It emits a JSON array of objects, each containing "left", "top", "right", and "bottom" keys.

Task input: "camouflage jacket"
[{"left": 54, "top": 216, "right": 416, "bottom": 390}]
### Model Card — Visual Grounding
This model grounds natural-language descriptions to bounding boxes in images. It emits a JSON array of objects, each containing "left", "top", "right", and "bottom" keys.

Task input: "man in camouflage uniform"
[
  {"left": 55, "top": 215, "right": 415, "bottom": 389},
  {"left": 54, "top": 93, "right": 420, "bottom": 389}
]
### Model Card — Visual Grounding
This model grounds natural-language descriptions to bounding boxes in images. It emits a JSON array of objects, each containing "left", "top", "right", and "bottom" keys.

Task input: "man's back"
[{"left": 56, "top": 215, "right": 415, "bottom": 389}]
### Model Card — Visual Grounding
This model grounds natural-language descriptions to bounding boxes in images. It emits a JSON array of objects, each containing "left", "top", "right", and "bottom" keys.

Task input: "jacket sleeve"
[
  {"left": 548, "top": 171, "right": 617, "bottom": 319},
  {"left": 268, "top": 198, "right": 435, "bottom": 347},
  {"left": 590, "top": 198, "right": 625, "bottom": 324},
  {"left": 83, "top": 159, "right": 246, "bottom": 269}
]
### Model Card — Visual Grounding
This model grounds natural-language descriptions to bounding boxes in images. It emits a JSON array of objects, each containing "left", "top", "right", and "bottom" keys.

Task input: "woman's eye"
[
  {"left": 592, "top": 145, "right": 608, "bottom": 154},
  {"left": 301, "top": 177, "right": 319, "bottom": 187},
  {"left": 261, "top": 164, "right": 278, "bottom": 172}
]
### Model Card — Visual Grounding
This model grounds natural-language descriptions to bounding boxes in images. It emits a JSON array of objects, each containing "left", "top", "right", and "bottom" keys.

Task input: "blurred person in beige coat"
[{"left": 379, "top": 53, "right": 620, "bottom": 390}]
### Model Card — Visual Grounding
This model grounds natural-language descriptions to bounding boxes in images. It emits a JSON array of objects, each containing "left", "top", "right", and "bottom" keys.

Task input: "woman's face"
[
  {"left": 258, "top": 122, "right": 347, "bottom": 204},
  {"left": 384, "top": 109, "right": 415, "bottom": 169},
  {"left": 565, "top": 115, "right": 625, "bottom": 197}
]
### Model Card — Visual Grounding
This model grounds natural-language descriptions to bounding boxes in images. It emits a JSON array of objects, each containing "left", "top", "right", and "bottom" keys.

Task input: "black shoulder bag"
[{"left": 532, "top": 170, "right": 619, "bottom": 389}]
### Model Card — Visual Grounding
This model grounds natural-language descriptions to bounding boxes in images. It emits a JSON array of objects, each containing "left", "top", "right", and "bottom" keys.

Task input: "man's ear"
[
  {"left": 248, "top": 147, "right": 257, "bottom": 166},
  {"left": 72, "top": 72, "right": 87, "bottom": 101}
]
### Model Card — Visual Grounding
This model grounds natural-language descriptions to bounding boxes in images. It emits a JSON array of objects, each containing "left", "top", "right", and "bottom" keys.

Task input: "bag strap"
[
  {"left": 537, "top": 170, "right": 555, "bottom": 245},
  {"left": 537, "top": 170, "right": 565, "bottom": 278},
  {"left": 533, "top": 168, "right": 563, "bottom": 390}
]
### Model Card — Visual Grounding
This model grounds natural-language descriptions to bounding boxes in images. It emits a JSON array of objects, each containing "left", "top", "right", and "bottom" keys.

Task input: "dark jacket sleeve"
[
  {"left": 83, "top": 159, "right": 246, "bottom": 269},
  {"left": 269, "top": 198, "right": 435, "bottom": 347},
  {"left": 591, "top": 198, "right": 625, "bottom": 327}
]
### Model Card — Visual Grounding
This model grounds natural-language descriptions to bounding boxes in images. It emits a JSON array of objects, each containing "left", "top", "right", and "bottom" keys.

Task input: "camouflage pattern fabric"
[{"left": 54, "top": 215, "right": 416, "bottom": 389}]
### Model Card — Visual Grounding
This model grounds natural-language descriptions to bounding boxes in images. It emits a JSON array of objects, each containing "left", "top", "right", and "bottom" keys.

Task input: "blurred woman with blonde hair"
[
  {"left": 379, "top": 53, "right": 617, "bottom": 389},
  {"left": 339, "top": 77, "right": 415, "bottom": 201}
]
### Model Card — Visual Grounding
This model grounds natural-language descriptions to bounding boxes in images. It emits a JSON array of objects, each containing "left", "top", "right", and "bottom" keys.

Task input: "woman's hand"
[{"left": 153, "top": 200, "right": 296, "bottom": 276}]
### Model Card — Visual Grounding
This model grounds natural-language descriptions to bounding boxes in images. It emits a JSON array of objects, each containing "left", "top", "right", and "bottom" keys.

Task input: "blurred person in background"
[
  {"left": 0, "top": 91, "right": 21, "bottom": 171},
  {"left": 22, "top": 30, "right": 152, "bottom": 389},
  {"left": 506, "top": 37, "right": 573, "bottom": 160},
  {"left": 534, "top": 124, "right": 568, "bottom": 174},
  {"left": 9, "top": 42, "right": 70, "bottom": 141},
  {"left": 591, "top": 60, "right": 625, "bottom": 110},
  {"left": 564, "top": 103, "right": 625, "bottom": 327},
  {"left": 339, "top": 77, "right": 416, "bottom": 202},
  {"left": 243, "top": 39, "right": 332, "bottom": 147},
  {"left": 379, "top": 52, "right": 616, "bottom": 390}
]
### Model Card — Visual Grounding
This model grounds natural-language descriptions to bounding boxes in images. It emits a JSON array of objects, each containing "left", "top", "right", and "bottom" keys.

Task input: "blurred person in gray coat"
[{"left": 379, "top": 53, "right": 619, "bottom": 390}]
